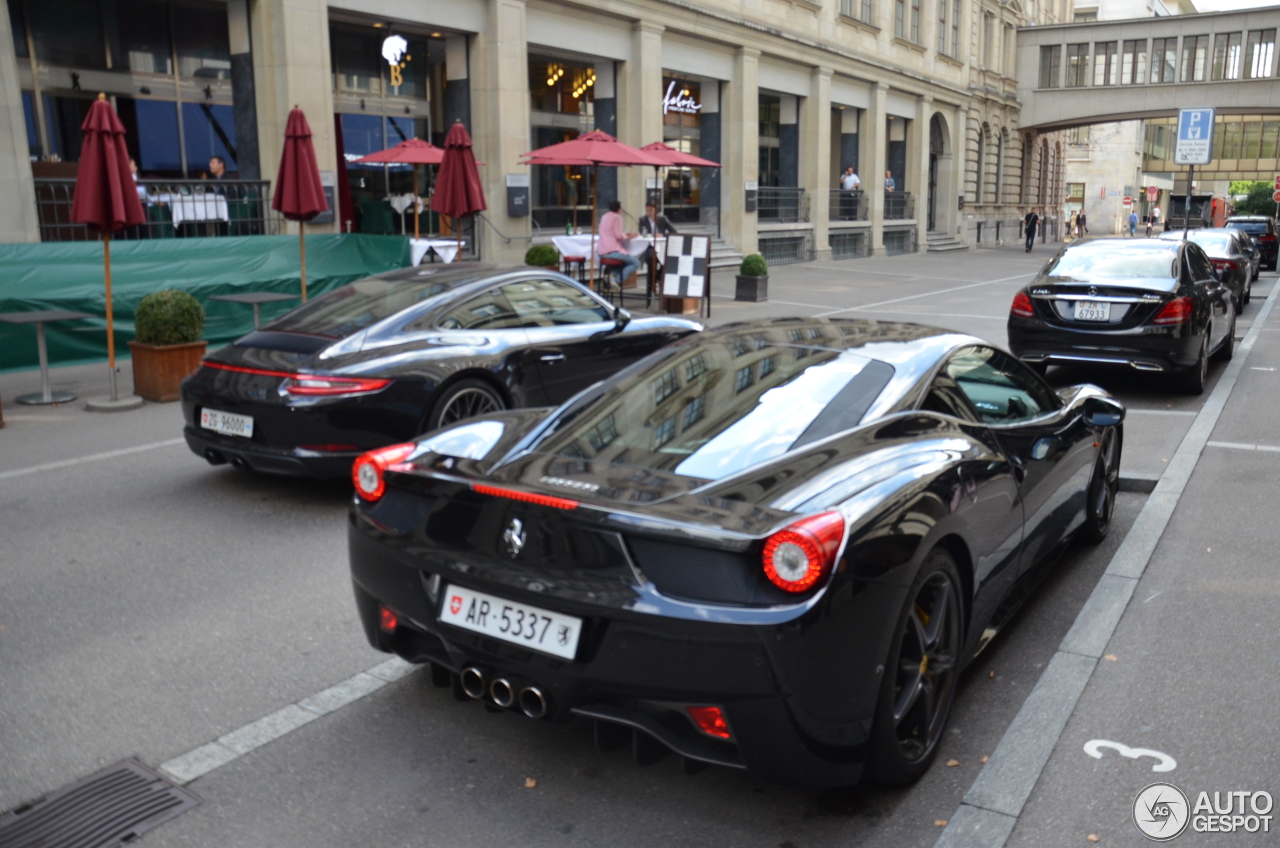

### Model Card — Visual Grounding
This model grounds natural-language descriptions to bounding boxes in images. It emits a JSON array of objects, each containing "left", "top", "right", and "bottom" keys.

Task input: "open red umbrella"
[
  {"left": 272, "top": 107, "right": 328, "bottom": 302},
  {"left": 353, "top": 139, "right": 444, "bottom": 241},
  {"left": 521, "top": 130, "right": 664, "bottom": 283},
  {"left": 434, "top": 122, "right": 487, "bottom": 257},
  {"left": 70, "top": 93, "right": 146, "bottom": 405},
  {"left": 638, "top": 141, "right": 721, "bottom": 216}
]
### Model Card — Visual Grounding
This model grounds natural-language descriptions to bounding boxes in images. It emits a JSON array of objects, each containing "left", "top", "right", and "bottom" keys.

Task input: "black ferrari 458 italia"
[
  {"left": 347, "top": 318, "right": 1125, "bottom": 788},
  {"left": 1008, "top": 237, "right": 1236, "bottom": 394},
  {"left": 180, "top": 265, "right": 701, "bottom": 477}
]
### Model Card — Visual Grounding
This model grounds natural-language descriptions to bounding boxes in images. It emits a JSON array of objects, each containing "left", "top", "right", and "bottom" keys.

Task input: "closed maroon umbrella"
[
  {"left": 433, "top": 121, "right": 487, "bottom": 256},
  {"left": 70, "top": 93, "right": 146, "bottom": 404},
  {"left": 272, "top": 107, "right": 329, "bottom": 301}
]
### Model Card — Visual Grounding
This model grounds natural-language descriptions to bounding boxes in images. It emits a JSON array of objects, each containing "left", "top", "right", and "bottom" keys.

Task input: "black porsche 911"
[
  {"left": 180, "top": 264, "right": 702, "bottom": 477},
  {"left": 347, "top": 318, "right": 1125, "bottom": 788},
  {"left": 1007, "top": 237, "right": 1236, "bottom": 394}
]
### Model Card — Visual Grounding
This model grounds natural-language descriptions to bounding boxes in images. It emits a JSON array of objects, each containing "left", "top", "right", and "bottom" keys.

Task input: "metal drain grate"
[{"left": 0, "top": 760, "right": 200, "bottom": 848}]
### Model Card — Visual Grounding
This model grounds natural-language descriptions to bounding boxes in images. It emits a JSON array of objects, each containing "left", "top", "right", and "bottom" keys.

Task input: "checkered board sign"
[{"left": 663, "top": 236, "right": 710, "bottom": 298}]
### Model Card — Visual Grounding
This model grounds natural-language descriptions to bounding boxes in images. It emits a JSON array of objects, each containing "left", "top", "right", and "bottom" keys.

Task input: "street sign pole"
[
  {"left": 1174, "top": 107, "right": 1214, "bottom": 241},
  {"left": 1184, "top": 163, "right": 1193, "bottom": 241}
]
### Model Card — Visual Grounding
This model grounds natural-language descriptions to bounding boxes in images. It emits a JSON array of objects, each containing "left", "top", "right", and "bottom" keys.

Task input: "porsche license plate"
[
  {"left": 200, "top": 407, "right": 254, "bottom": 438},
  {"left": 439, "top": 584, "right": 582, "bottom": 660},
  {"left": 1074, "top": 302, "right": 1111, "bottom": 322}
]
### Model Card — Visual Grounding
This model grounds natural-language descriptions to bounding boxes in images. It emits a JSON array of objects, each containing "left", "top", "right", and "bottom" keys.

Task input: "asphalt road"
[{"left": 0, "top": 245, "right": 1273, "bottom": 846}]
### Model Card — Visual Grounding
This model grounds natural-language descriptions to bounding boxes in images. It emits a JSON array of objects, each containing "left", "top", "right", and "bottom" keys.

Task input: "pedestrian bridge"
[{"left": 1015, "top": 6, "right": 1280, "bottom": 131}]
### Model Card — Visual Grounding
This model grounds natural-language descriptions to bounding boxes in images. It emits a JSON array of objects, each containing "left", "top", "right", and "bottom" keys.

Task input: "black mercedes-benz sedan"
[
  {"left": 1007, "top": 237, "right": 1236, "bottom": 394},
  {"left": 347, "top": 318, "right": 1125, "bottom": 788},
  {"left": 1157, "top": 228, "right": 1254, "bottom": 308},
  {"left": 180, "top": 265, "right": 702, "bottom": 477}
]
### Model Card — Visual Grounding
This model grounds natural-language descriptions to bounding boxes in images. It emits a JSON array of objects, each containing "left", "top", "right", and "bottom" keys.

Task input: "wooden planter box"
[
  {"left": 129, "top": 340, "right": 208, "bottom": 402},
  {"left": 735, "top": 274, "right": 768, "bottom": 302}
]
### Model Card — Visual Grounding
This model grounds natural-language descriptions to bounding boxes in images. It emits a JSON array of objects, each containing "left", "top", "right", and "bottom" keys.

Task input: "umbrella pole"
[
  {"left": 413, "top": 168, "right": 420, "bottom": 242},
  {"left": 590, "top": 167, "right": 597, "bottom": 290},
  {"left": 104, "top": 233, "right": 118, "bottom": 402},
  {"left": 299, "top": 224, "right": 308, "bottom": 302}
]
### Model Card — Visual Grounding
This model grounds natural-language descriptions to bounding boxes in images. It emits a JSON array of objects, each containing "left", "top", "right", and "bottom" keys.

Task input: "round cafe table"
[{"left": 0, "top": 310, "right": 94, "bottom": 404}]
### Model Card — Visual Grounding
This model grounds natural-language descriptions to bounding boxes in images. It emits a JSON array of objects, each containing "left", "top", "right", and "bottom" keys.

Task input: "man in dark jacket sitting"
[{"left": 639, "top": 203, "right": 679, "bottom": 275}]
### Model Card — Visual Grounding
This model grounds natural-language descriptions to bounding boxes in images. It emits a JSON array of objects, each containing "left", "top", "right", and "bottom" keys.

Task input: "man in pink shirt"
[{"left": 597, "top": 200, "right": 640, "bottom": 291}]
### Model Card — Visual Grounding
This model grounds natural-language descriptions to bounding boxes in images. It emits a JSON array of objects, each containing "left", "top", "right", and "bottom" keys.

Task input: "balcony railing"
[
  {"left": 884, "top": 191, "right": 915, "bottom": 220},
  {"left": 758, "top": 187, "right": 810, "bottom": 224},
  {"left": 34, "top": 179, "right": 282, "bottom": 242},
  {"left": 829, "top": 189, "right": 868, "bottom": 222}
]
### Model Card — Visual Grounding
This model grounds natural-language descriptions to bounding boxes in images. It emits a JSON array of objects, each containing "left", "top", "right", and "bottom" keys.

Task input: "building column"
[
  {"left": 907, "top": 93, "right": 931, "bottom": 249},
  {"left": 723, "top": 47, "right": 759, "bottom": 257},
  {"left": 469, "top": 0, "right": 530, "bottom": 264},
  {"left": 594, "top": 62, "right": 618, "bottom": 212},
  {"left": 250, "top": 0, "right": 338, "bottom": 233},
  {"left": 699, "top": 82, "right": 721, "bottom": 229},
  {"left": 778, "top": 94, "right": 799, "bottom": 188},
  {"left": 227, "top": 0, "right": 260, "bottom": 180},
  {"left": 0, "top": 3, "right": 38, "bottom": 242},
  {"left": 802, "top": 67, "right": 832, "bottom": 261},
  {"left": 618, "top": 21, "right": 663, "bottom": 224},
  {"left": 865, "top": 82, "right": 888, "bottom": 256}
]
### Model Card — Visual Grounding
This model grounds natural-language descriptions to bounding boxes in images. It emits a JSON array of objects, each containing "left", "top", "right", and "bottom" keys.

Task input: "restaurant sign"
[
  {"left": 382, "top": 35, "right": 410, "bottom": 88},
  {"left": 662, "top": 80, "right": 702, "bottom": 115}
]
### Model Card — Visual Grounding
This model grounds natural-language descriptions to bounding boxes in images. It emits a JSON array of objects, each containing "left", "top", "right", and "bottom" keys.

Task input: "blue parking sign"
[{"left": 1175, "top": 108, "right": 1215, "bottom": 166}]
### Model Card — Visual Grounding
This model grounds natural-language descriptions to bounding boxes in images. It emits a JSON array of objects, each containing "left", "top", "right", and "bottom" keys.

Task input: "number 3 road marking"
[{"left": 1084, "top": 739, "right": 1177, "bottom": 772}]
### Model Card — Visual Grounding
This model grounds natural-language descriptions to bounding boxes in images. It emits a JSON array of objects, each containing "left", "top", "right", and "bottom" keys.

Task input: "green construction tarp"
[{"left": 0, "top": 234, "right": 411, "bottom": 372}]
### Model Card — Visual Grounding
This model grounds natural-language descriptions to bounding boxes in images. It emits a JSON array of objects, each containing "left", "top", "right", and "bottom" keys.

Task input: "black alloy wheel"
[
  {"left": 1175, "top": 339, "right": 1208, "bottom": 395},
  {"left": 424, "top": 378, "right": 506, "bottom": 433},
  {"left": 1081, "top": 426, "right": 1122, "bottom": 544},
  {"left": 866, "top": 549, "right": 962, "bottom": 786},
  {"left": 1213, "top": 313, "right": 1236, "bottom": 363}
]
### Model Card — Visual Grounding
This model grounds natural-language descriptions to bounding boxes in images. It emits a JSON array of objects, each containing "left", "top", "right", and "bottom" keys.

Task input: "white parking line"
[
  {"left": 158, "top": 657, "right": 417, "bottom": 785},
  {"left": 1205, "top": 440, "right": 1280, "bottom": 453},
  {"left": 813, "top": 273, "right": 1036, "bottom": 318},
  {"left": 0, "top": 438, "right": 186, "bottom": 482},
  {"left": 1124, "top": 409, "right": 1199, "bottom": 417}
]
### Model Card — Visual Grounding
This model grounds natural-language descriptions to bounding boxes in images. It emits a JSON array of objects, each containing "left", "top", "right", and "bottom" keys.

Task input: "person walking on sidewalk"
[
  {"left": 1024, "top": 208, "right": 1040, "bottom": 252},
  {"left": 1078, "top": 211, "right": 1088, "bottom": 235},
  {"left": 1129, "top": 210, "right": 1139, "bottom": 237}
]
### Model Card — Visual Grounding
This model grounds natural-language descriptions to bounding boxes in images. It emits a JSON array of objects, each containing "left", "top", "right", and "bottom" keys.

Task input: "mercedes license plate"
[
  {"left": 439, "top": 584, "right": 582, "bottom": 660},
  {"left": 200, "top": 407, "right": 254, "bottom": 438},
  {"left": 1074, "top": 302, "right": 1111, "bottom": 322}
]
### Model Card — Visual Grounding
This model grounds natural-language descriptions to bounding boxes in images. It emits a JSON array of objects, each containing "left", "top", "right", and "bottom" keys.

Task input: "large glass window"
[
  {"left": 1151, "top": 37, "right": 1176, "bottom": 83},
  {"left": 1246, "top": 29, "right": 1275, "bottom": 78},
  {"left": 662, "top": 76, "right": 703, "bottom": 225},
  {"left": 937, "top": 0, "right": 948, "bottom": 54},
  {"left": 529, "top": 54, "right": 595, "bottom": 231},
  {"left": 1038, "top": 45, "right": 1062, "bottom": 88},
  {"left": 174, "top": 0, "right": 230, "bottom": 79},
  {"left": 1094, "top": 41, "right": 1118, "bottom": 85},
  {"left": 183, "top": 103, "right": 236, "bottom": 173},
  {"left": 1181, "top": 35, "right": 1208, "bottom": 82},
  {"left": 1122, "top": 39, "right": 1147, "bottom": 84},
  {"left": 130, "top": 99, "right": 181, "bottom": 171},
  {"left": 108, "top": 0, "right": 172, "bottom": 73},
  {"left": 951, "top": 0, "right": 961, "bottom": 57},
  {"left": 894, "top": 0, "right": 905, "bottom": 37},
  {"left": 27, "top": 0, "right": 106, "bottom": 68},
  {"left": 1065, "top": 43, "right": 1088, "bottom": 86},
  {"left": 758, "top": 94, "right": 780, "bottom": 188},
  {"left": 840, "top": 0, "right": 873, "bottom": 23},
  {"left": 1213, "top": 31, "right": 1242, "bottom": 80}
]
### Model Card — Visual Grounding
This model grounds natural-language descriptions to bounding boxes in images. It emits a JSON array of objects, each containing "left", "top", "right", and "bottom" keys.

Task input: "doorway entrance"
[{"left": 928, "top": 114, "right": 944, "bottom": 232}]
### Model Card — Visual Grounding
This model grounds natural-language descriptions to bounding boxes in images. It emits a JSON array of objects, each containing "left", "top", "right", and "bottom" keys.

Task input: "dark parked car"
[
  {"left": 181, "top": 265, "right": 702, "bottom": 477},
  {"left": 347, "top": 319, "right": 1125, "bottom": 788},
  {"left": 1157, "top": 228, "right": 1254, "bottom": 308},
  {"left": 1225, "top": 215, "right": 1278, "bottom": 271},
  {"left": 1008, "top": 238, "right": 1236, "bottom": 394}
]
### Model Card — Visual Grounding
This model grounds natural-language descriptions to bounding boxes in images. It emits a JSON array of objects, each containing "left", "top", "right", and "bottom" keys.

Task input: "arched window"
[
  {"left": 975, "top": 126, "right": 985, "bottom": 202},
  {"left": 995, "top": 132, "right": 1005, "bottom": 204}
]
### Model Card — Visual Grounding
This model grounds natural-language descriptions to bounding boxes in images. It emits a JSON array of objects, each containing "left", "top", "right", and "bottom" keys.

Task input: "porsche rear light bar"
[
  {"left": 201, "top": 361, "right": 390, "bottom": 396},
  {"left": 1152, "top": 296, "right": 1194, "bottom": 325},
  {"left": 353, "top": 442, "right": 417, "bottom": 502},
  {"left": 761, "top": 511, "right": 846, "bottom": 593},
  {"left": 471, "top": 484, "right": 579, "bottom": 510}
]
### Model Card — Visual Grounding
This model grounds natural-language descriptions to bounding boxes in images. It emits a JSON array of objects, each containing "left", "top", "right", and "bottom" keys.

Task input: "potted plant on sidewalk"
[
  {"left": 524, "top": 244, "right": 560, "bottom": 271},
  {"left": 128, "top": 290, "right": 207, "bottom": 403},
  {"left": 735, "top": 253, "right": 769, "bottom": 302}
]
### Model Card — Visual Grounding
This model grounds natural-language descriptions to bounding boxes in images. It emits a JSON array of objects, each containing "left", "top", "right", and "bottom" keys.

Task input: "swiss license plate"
[
  {"left": 1074, "top": 302, "right": 1111, "bottom": 322},
  {"left": 439, "top": 584, "right": 582, "bottom": 660},
  {"left": 200, "top": 407, "right": 254, "bottom": 438}
]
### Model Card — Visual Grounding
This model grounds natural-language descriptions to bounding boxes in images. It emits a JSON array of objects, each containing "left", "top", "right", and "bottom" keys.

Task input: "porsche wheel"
[{"left": 424, "top": 379, "right": 506, "bottom": 433}]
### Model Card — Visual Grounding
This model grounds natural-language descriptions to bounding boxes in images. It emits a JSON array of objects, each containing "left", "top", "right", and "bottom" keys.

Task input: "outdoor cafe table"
[
  {"left": 410, "top": 238, "right": 465, "bottom": 265},
  {"left": 0, "top": 310, "right": 94, "bottom": 404},
  {"left": 150, "top": 193, "right": 230, "bottom": 227},
  {"left": 552, "top": 235, "right": 664, "bottom": 300},
  {"left": 209, "top": 292, "right": 298, "bottom": 329}
]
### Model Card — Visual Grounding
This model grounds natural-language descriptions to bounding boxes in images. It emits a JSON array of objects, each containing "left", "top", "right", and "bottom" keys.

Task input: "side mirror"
[
  {"left": 1082, "top": 395, "right": 1125, "bottom": 427},
  {"left": 613, "top": 307, "right": 632, "bottom": 333}
]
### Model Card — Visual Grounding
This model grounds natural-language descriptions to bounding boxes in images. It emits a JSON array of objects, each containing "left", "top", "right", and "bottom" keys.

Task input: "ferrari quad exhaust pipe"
[
  {"left": 460, "top": 666, "right": 486, "bottom": 699},
  {"left": 519, "top": 686, "right": 549, "bottom": 719},
  {"left": 490, "top": 678, "right": 516, "bottom": 708}
]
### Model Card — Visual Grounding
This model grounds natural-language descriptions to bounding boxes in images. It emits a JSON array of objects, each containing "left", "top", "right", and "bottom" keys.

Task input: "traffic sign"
[
  {"left": 1174, "top": 108, "right": 1215, "bottom": 166},
  {"left": 1273, "top": 190, "right": 1280, "bottom": 202},
  {"left": 1123, "top": 196, "right": 1132, "bottom": 205},
  {"left": 1147, "top": 186, "right": 1158, "bottom": 200},
  {"left": 1274, "top": 174, "right": 1280, "bottom": 190}
]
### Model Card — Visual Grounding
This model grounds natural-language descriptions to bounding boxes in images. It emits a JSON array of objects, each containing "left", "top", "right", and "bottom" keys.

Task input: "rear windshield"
[
  {"left": 268, "top": 277, "right": 462, "bottom": 338},
  {"left": 1227, "top": 222, "right": 1268, "bottom": 235},
  {"left": 533, "top": 342, "right": 895, "bottom": 481},
  {"left": 1043, "top": 245, "right": 1178, "bottom": 280},
  {"left": 1161, "top": 231, "right": 1234, "bottom": 252}
]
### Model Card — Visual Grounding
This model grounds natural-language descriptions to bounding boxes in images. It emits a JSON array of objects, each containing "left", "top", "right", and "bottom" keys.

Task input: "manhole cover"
[{"left": 0, "top": 759, "right": 200, "bottom": 848}]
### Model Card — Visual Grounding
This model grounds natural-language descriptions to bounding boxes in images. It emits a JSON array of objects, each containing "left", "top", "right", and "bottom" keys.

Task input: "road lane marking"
[
  {"left": 1205, "top": 440, "right": 1280, "bottom": 452},
  {"left": 1083, "top": 740, "right": 1177, "bottom": 772},
  {"left": 813, "top": 273, "right": 1036, "bottom": 318},
  {"left": 158, "top": 657, "right": 417, "bottom": 785},
  {"left": 935, "top": 262, "right": 1280, "bottom": 848},
  {"left": 1124, "top": 409, "right": 1199, "bottom": 416},
  {"left": 1250, "top": 366, "right": 1276, "bottom": 371},
  {"left": 0, "top": 438, "right": 186, "bottom": 481}
]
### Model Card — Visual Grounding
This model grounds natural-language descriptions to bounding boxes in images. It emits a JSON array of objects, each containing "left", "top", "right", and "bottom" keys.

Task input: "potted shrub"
[
  {"left": 128, "top": 290, "right": 207, "bottom": 403},
  {"left": 735, "top": 253, "right": 768, "bottom": 302},
  {"left": 525, "top": 244, "right": 560, "bottom": 271}
]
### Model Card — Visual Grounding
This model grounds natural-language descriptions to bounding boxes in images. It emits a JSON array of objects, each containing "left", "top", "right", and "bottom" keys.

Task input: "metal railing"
[
  {"left": 34, "top": 179, "right": 282, "bottom": 242},
  {"left": 829, "top": 189, "right": 868, "bottom": 222},
  {"left": 884, "top": 191, "right": 915, "bottom": 220},
  {"left": 758, "top": 187, "right": 810, "bottom": 224}
]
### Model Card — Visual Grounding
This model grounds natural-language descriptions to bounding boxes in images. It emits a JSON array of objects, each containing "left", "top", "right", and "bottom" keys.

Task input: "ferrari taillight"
[
  {"left": 352, "top": 442, "right": 417, "bottom": 502},
  {"left": 1152, "top": 297, "right": 1194, "bottom": 325},
  {"left": 1010, "top": 291, "right": 1035, "bottom": 318},
  {"left": 761, "top": 511, "right": 846, "bottom": 593}
]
